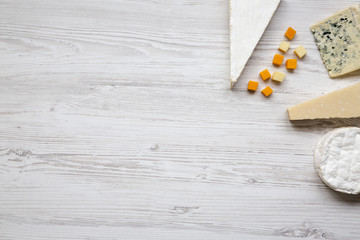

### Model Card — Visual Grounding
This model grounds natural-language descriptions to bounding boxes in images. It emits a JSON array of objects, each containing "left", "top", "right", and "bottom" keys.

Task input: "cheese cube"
[
  {"left": 272, "top": 71, "right": 286, "bottom": 82},
  {"left": 278, "top": 41, "right": 290, "bottom": 53},
  {"left": 259, "top": 69, "right": 271, "bottom": 81},
  {"left": 247, "top": 81, "right": 259, "bottom": 91},
  {"left": 294, "top": 45, "right": 307, "bottom": 59},
  {"left": 286, "top": 59, "right": 297, "bottom": 69},
  {"left": 273, "top": 54, "right": 284, "bottom": 66},
  {"left": 261, "top": 86, "right": 273, "bottom": 97},
  {"left": 285, "top": 27, "right": 296, "bottom": 40}
]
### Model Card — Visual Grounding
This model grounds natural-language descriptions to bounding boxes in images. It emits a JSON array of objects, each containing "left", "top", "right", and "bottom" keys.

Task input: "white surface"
[
  {"left": 1, "top": 0, "right": 360, "bottom": 239},
  {"left": 315, "top": 127, "right": 360, "bottom": 194},
  {"left": 230, "top": 0, "right": 281, "bottom": 85}
]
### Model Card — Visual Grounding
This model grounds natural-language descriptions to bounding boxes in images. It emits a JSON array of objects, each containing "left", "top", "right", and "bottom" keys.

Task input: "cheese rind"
[
  {"left": 314, "top": 127, "right": 360, "bottom": 194},
  {"left": 311, "top": 4, "right": 360, "bottom": 78},
  {"left": 230, "top": 0, "right": 281, "bottom": 87},
  {"left": 288, "top": 82, "right": 360, "bottom": 121}
]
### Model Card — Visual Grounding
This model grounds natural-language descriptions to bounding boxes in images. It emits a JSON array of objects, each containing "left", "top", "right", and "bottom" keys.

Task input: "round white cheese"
[{"left": 314, "top": 127, "right": 360, "bottom": 194}]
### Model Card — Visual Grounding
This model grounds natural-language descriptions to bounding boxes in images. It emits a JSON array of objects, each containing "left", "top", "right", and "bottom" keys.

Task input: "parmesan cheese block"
[
  {"left": 314, "top": 127, "right": 360, "bottom": 194},
  {"left": 288, "top": 82, "right": 360, "bottom": 122},
  {"left": 230, "top": 0, "right": 281, "bottom": 88},
  {"left": 311, "top": 4, "right": 360, "bottom": 78}
]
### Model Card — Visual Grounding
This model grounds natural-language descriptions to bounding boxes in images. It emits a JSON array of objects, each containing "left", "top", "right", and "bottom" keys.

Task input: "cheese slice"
[
  {"left": 311, "top": 4, "right": 360, "bottom": 78},
  {"left": 288, "top": 82, "right": 360, "bottom": 122},
  {"left": 230, "top": 0, "right": 281, "bottom": 88}
]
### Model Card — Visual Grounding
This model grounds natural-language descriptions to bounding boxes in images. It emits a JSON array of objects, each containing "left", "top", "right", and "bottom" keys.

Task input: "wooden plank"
[{"left": 0, "top": 0, "right": 360, "bottom": 239}]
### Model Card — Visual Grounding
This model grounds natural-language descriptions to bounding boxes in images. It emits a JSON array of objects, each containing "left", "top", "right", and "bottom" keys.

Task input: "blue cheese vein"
[{"left": 311, "top": 4, "right": 360, "bottom": 78}]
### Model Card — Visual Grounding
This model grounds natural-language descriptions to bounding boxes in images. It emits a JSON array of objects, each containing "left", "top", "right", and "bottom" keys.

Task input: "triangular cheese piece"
[
  {"left": 230, "top": 0, "right": 281, "bottom": 89},
  {"left": 288, "top": 82, "right": 360, "bottom": 121}
]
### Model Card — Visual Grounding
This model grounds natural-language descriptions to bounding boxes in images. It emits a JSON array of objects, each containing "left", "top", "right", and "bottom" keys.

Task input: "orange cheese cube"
[
  {"left": 261, "top": 86, "right": 273, "bottom": 97},
  {"left": 272, "top": 54, "right": 284, "bottom": 66},
  {"left": 259, "top": 69, "right": 271, "bottom": 81},
  {"left": 285, "top": 27, "right": 296, "bottom": 40},
  {"left": 286, "top": 59, "right": 297, "bottom": 70},
  {"left": 247, "top": 81, "right": 259, "bottom": 91}
]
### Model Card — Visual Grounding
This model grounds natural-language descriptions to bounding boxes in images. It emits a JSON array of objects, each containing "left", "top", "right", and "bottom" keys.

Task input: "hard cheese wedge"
[
  {"left": 288, "top": 82, "right": 360, "bottom": 123},
  {"left": 230, "top": 0, "right": 281, "bottom": 88},
  {"left": 311, "top": 4, "right": 360, "bottom": 78}
]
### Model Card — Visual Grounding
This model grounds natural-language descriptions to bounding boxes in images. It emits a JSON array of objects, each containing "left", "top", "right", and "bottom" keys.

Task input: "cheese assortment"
[
  {"left": 285, "top": 5, "right": 360, "bottom": 195},
  {"left": 229, "top": 0, "right": 304, "bottom": 94},
  {"left": 230, "top": 0, "right": 282, "bottom": 88},
  {"left": 229, "top": 2, "right": 360, "bottom": 195},
  {"left": 248, "top": 27, "right": 307, "bottom": 97},
  {"left": 311, "top": 4, "right": 360, "bottom": 78},
  {"left": 245, "top": 26, "right": 303, "bottom": 96},
  {"left": 315, "top": 127, "right": 360, "bottom": 194}
]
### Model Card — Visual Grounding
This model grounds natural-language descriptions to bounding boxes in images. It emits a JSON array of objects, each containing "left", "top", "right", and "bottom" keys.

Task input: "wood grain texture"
[{"left": 1, "top": 0, "right": 360, "bottom": 239}]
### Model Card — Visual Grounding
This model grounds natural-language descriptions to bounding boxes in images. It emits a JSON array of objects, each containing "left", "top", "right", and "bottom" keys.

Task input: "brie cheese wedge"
[
  {"left": 315, "top": 127, "right": 360, "bottom": 194},
  {"left": 230, "top": 0, "right": 281, "bottom": 88}
]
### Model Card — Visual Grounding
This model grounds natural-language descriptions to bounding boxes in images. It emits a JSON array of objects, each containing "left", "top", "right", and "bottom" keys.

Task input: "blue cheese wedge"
[{"left": 311, "top": 4, "right": 360, "bottom": 78}]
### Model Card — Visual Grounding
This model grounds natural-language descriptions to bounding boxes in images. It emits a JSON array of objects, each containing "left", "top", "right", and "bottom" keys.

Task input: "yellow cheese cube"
[
  {"left": 278, "top": 41, "right": 290, "bottom": 53},
  {"left": 294, "top": 46, "right": 307, "bottom": 59},
  {"left": 272, "top": 71, "right": 286, "bottom": 82}
]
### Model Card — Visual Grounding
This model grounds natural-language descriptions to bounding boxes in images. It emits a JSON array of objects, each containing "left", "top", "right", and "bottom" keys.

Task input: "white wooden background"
[{"left": 1, "top": 0, "right": 360, "bottom": 239}]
